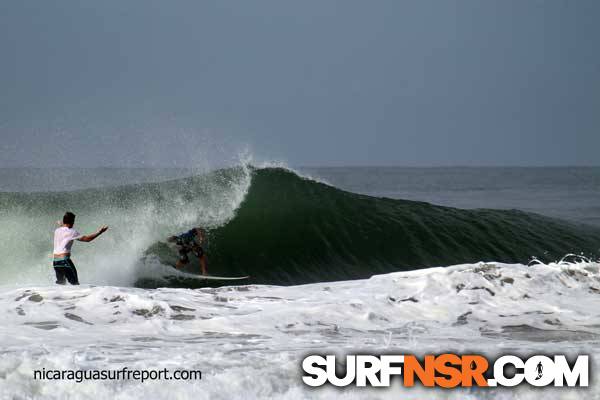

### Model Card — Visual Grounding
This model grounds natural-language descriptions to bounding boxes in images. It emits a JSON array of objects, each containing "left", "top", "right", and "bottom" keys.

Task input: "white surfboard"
[{"left": 168, "top": 268, "right": 250, "bottom": 281}]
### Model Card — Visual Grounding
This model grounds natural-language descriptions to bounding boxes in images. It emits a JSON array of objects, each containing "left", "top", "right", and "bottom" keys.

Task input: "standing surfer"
[
  {"left": 53, "top": 212, "right": 109, "bottom": 285},
  {"left": 168, "top": 227, "right": 208, "bottom": 275}
]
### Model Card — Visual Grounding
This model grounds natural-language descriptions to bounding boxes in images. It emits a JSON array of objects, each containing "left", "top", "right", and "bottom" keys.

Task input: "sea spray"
[{"left": 0, "top": 166, "right": 252, "bottom": 286}]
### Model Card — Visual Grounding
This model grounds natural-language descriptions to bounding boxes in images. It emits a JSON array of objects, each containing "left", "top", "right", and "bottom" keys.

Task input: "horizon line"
[{"left": 1, "top": 164, "right": 599, "bottom": 169}]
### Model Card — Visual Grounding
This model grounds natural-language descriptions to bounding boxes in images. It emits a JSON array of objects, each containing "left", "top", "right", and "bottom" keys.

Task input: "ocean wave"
[
  {"left": 141, "top": 167, "right": 600, "bottom": 287},
  {"left": 1, "top": 166, "right": 599, "bottom": 288}
]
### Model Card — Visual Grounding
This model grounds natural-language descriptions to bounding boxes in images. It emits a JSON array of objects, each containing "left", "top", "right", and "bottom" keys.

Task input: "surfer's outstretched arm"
[{"left": 78, "top": 226, "right": 109, "bottom": 242}]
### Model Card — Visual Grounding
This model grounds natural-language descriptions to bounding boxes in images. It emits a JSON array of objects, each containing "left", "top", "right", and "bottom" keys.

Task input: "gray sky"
[{"left": 1, "top": 0, "right": 598, "bottom": 167}]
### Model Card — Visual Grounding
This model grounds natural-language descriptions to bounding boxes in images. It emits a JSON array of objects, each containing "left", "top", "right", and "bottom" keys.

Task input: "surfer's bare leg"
[
  {"left": 199, "top": 255, "right": 208, "bottom": 276},
  {"left": 175, "top": 256, "right": 190, "bottom": 269}
]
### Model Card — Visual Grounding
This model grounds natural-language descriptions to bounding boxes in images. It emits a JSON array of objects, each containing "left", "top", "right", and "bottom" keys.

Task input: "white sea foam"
[{"left": 1, "top": 260, "right": 599, "bottom": 399}]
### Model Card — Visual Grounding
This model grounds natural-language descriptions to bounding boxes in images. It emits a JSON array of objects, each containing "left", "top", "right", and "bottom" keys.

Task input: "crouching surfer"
[
  {"left": 53, "top": 212, "right": 109, "bottom": 285},
  {"left": 167, "top": 227, "right": 208, "bottom": 276}
]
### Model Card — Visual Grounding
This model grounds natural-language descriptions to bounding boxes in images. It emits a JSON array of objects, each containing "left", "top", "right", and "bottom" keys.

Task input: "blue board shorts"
[{"left": 53, "top": 255, "right": 79, "bottom": 285}]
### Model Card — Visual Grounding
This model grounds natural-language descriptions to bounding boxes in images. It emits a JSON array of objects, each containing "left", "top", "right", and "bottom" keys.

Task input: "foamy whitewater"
[{"left": 2, "top": 261, "right": 600, "bottom": 399}]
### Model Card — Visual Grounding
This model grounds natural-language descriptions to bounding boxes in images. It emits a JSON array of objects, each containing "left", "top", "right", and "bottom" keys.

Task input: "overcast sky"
[{"left": 0, "top": 0, "right": 598, "bottom": 167}]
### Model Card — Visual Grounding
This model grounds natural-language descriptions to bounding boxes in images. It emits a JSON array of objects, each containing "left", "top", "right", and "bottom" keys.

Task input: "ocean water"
[
  {"left": 0, "top": 166, "right": 599, "bottom": 399},
  {"left": 301, "top": 167, "right": 600, "bottom": 227}
]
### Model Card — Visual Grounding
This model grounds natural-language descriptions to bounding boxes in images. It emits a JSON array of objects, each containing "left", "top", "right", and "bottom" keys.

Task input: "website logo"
[{"left": 302, "top": 354, "right": 588, "bottom": 388}]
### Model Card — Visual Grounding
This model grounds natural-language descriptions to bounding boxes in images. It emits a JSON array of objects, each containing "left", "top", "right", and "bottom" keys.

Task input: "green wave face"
[
  {"left": 2, "top": 166, "right": 599, "bottom": 288},
  {"left": 148, "top": 168, "right": 600, "bottom": 287}
]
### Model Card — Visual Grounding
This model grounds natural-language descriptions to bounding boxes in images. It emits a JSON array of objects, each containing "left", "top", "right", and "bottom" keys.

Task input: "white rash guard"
[{"left": 53, "top": 226, "right": 82, "bottom": 255}]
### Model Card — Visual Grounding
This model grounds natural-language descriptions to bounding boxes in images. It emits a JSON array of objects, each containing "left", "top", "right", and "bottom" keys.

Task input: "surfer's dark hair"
[{"left": 63, "top": 212, "right": 76, "bottom": 225}]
